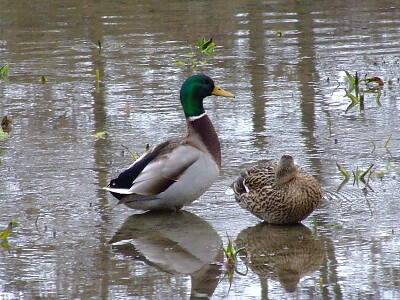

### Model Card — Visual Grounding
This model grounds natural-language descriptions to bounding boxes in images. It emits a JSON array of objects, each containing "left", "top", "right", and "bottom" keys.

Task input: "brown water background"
[{"left": 1, "top": 0, "right": 400, "bottom": 299}]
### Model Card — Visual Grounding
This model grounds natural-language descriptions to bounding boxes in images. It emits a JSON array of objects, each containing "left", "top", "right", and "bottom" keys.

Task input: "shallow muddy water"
[{"left": 1, "top": 0, "right": 400, "bottom": 299}]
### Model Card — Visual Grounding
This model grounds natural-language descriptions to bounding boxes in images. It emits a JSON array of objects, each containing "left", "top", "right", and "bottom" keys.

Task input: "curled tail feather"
[{"left": 232, "top": 171, "right": 248, "bottom": 195}]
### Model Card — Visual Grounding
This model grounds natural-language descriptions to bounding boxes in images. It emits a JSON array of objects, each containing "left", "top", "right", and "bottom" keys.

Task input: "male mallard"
[
  {"left": 104, "top": 75, "right": 234, "bottom": 211},
  {"left": 232, "top": 155, "right": 322, "bottom": 224}
]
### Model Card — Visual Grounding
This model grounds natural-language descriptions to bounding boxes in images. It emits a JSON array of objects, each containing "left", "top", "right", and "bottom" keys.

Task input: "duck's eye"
[{"left": 201, "top": 78, "right": 211, "bottom": 85}]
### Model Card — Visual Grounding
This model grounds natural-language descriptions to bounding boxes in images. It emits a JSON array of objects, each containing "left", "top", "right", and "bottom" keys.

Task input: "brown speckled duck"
[
  {"left": 235, "top": 222, "right": 324, "bottom": 292},
  {"left": 232, "top": 155, "right": 322, "bottom": 224}
]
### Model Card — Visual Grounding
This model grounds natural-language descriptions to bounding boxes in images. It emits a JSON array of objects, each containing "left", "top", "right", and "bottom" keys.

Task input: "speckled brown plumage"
[
  {"left": 232, "top": 155, "right": 322, "bottom": 224},
  {"left": 235, "top": 222, "right": 324, "bottom": 292}
]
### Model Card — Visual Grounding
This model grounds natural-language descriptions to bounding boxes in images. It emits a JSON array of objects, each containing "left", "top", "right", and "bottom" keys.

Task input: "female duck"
[
  {"left": 232, "top": 155, "right": 322, "bottom": 224},
  {"left": 105, "top": 75, "right": 234, "bottom": 211}
]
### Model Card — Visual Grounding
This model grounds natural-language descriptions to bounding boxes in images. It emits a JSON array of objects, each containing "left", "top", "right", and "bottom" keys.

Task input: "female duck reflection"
[
  {"left": 109, "top": 211, "right": 223, "bottom": 298},
  {"left": 235, "top": 222, "right": 323, "bottom": 293}
]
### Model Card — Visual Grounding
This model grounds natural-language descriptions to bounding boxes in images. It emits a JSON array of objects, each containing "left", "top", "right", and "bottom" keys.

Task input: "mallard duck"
[
  {"left": 109, "top": 211, "right": 223, "bottom": 297},
  {"left": 232, "top": 155, "right": 322, "bottom": 224},
  {"left": 235, "top": 223, "right": 323, "bottom": 292},
  {"left": 104, "top": 75, "right": 234, "bottom": 211}
]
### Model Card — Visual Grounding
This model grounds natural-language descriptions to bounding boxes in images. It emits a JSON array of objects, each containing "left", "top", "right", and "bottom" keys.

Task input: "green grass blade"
[
  {"left": 344, "top": 71, "right": 355, "bottom": 85},
  {"left": 359, "top": 164, "right": 374, "bottom": 181},
  {"left": 383, "top": 134, "right": 392, "bottom": 148},
  {"left": 0, "top": 64, "right": 9, "bottom": 80},
  {"left": 370, "top": 140, "right": 376, "bottom": 153},
  {"left": 375, "top": 91, "right": 382, "bottom": 107},
  {"left": 336, "top": 162, "right": 350, "bottom": 178}
]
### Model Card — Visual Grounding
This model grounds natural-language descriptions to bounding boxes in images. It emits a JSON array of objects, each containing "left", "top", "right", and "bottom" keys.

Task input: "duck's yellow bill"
[{"left": 212, "top": 84, "right": 235, "bottom": 98}]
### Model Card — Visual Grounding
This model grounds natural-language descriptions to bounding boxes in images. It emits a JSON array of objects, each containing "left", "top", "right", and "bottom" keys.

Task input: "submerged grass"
[
  {"left": 0, "top": 64, "right": 9, "bottom": 80},
  {"left": 175, "top": 37, "right": 217, "bottom": 70},
  {"left": 336, "top": 162, "right": 374, "bottom": 191},
  {"left": 121, "top": 144, "right": 138, "bottom": 161},
  {"left": 219, "top": 234, "right": 247, "bottom": 293},
  {"left": 95, "top": 69, "right": 101, "bottom": 92},
  {"left": 121, "top": 144, "right": 150, "bottom": 161},
  {"left": 370, "top": 140, "right": 376, "bottom": 153},
  {"left": 383, "top": 134, "right": 392, "bottom": 148},
  {"left": 344, "top": 71, "right": 384, "bottom": 113},
  {"left": 221, "top": 234, "right": 246, "bottom": 266}
]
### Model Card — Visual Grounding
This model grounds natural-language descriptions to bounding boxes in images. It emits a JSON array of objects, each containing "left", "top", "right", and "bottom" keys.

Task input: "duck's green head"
[{"left": 180, "top": 75, "right": 234, "bottom": 118}]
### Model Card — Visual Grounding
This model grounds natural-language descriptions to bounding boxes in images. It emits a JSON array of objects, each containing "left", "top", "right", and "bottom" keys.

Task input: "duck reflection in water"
[
  {"left": 235, "top": 222, "right": 323, "bottom": 293},
  {"left": 109, "top": 211, "right": 223, "bottom": 298}
]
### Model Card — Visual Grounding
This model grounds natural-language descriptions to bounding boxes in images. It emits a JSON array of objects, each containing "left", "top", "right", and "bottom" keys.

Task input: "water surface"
[{"left": 1, "top": 0, "right": 400, "bottom": 299}]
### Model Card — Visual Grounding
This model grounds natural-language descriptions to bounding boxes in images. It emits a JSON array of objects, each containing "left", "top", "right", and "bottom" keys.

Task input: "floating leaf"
[
  {"left": 41, "top": 75, "right": 47, "bottom": 84},
  {"left": 0, "top": 221, "right": 19, "bottom": 240},
  {"left": 186, "top": 51, "right": 195, "bottom": 59},
  {"left": 91, "top": 131, "right": 109, "bottom": 139},
  {"left": 0, "top": 64, "right": 9, "bottom": 80},
  {"left": 0, "top": 129, "right": 9, "bottom": 140},
  {"left": 174, "top": 59, "right": 186, "bottom": 67},
  {"left": 0, "top": 229, "right": 9, "bottom": 240},
  {"left": 0, "top": 240, "right": 10, "bottom": 250},
  {"left": 373, "top": 170, "right": 384, "bottom": 180}
]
